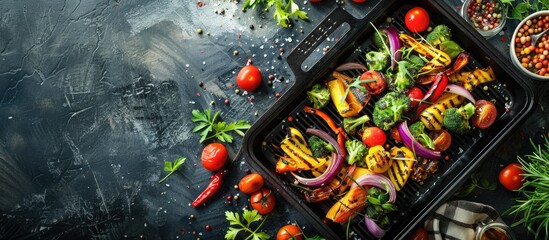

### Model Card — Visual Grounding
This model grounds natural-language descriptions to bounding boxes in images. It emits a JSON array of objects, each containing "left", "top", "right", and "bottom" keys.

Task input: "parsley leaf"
[
  {"left": 453, "top": 173, "right": 496, "bottom": 198},
  {"left": 225, "top": 210, "right": 269, "bottom": 240},
  {"left": 243, "top": 0, "right": 308, "bottom": 28},
  {"left": 192, "top": 109, "right": 251, "bottom": 143},
  {"left": 159, "top": 157, "right": 186, "bottom": 183}
]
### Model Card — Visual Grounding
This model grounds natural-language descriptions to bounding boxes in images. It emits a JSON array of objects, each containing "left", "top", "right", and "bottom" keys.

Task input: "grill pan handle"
[{"left": 287, "top": 7, "right": 358, "bottom": 81}]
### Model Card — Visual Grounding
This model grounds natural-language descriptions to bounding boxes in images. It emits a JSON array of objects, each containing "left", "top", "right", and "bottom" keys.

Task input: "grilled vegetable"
[
  {"left": 308, "top": 135, "right": 335, "bottom": 158},
  {"left": 303, "top": 165, "right": 356, "bottom": 203},
  {"left": 442, "top": 102, "right": 476, "bottom": 134},
  {"left": 448, "top": 66, "right": 496, "bottom": 90},
  {"left": 325, "top": 187, "right": 367, "bottom": 223},
  {"left": 346, "top": 139, "right": 368, "bottom": 165},
  {"left": 399, "top": 33, "right": 451, "bottom": 74},
  {"left": 365, "top": 145, "right": 393, "bottom": 173},
  {"left": 328, "top": 78, "right": 364, "bottom": 118},
  {"left": 426, "top": 25, "right": 451, "bottom": 46},
  {"left": 386, "top": 146, "right": 415, "bottom": 191},
  {"left": 419, "top": 93, "right": 465, "bottom": 131},
  {"left": 372, "top": 92, "right": 411, "bottom": 131},
  {"left": 303, "top": 106, "right": 347, "bottom": 157},
  {"left": 343, "top": 114, "right": 371, "bottom": 136},
  {"left": 306, "top": 84, "right": 330, "bottom": 109},
  {"left": 409, "top": 121, "right": 434, "bottom": 150},
  {"left": 276, "top": 127, "right": 327, "bottom": 173},
  {"left": 388, "top": 60, "right": 418, "bottom": 93},
  {"left": 410, "top": 158, "right": 440, "bottom": 184},
  {"left": 365, "top": 51, "right": 390, "bottom": 71}
]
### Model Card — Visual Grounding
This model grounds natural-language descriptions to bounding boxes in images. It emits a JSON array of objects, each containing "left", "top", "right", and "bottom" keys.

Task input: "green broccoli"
[
  {"left": 425, "top": 25, "right": 463, "bottom": 58},
  {"left": 409, "top": 122, "right": 434, "bottom": 150},
  {"left": 389, "top": 60, "right": 418, "bottom": 93},
  {"left": 343, "top": 114, "right": 371, "bottom": 136},
  {"left": 306, "top": 84, "right": 330, "bottom": 109},
  {"left": 426, "top": 25, "right": 452, "bottom": 46},
  {"left": 308, "top": 136, "right": 336, "bottom": 158},
  {"left": 365, "top": 51, "right": 390, "bottom": 71},
  {"left": 442, "top": 103, "right": 476, "bottom": 134},
  {"left": 345, "top": 139, "right": 368, "bottom": 165},
  {"left": 372, "top": 92, "right": 411, "bottom": 131}
]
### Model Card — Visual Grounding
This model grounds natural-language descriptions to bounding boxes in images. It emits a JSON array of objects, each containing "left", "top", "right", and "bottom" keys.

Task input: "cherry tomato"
[
  {"left": 361, "top": 127, "right": 387, "bottom": 147},
  {"left": 408, "top": 227, "right": 428, "bottom": 240},
  {"left": 276, "top": 224, "right": 303, "bottom": 240},
  {"left": 236, "top": 65, "right": 262, "bottom": 92},
  {"left": 200, "top": 143, "right": 228, "bottom": 171},
  {"left": 471, "top": 100, "right": 497, "bottom": 129},
  {"left": 238, "top": 173, "right": 265, "bottom": 194},
  {"left": 499, "top": 163, "right": 525, "bottom": 191},
  {"left": 407, "top": 87, "right": 425, "bottom": 109},
  {"left": 429, "top": 129, "right": 452, "bottom": 152},
  {"left": 360, "top": 70, "right": 386, "bottom": 95},
  {"left": 351, "top": 0, "right": 367, "bottom": 3},
  {"left": 390, "top": 126, "right": 402, "bottom": 143},
  {"left": 404, "top": 7, "right": 430, "bottom": 33},
  {"left": 250, "top": 188, "right": 276, "bottom": 214}
]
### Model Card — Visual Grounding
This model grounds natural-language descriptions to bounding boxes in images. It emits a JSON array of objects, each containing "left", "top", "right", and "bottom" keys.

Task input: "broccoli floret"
[
  {"left": 409, "top": 122, "right": 434, "bottom": 149},
  {"left": 343, "top": 114, "right": 371, "bottom": 136},
  {"left": 345, "top": 139, "right": 368, "bottom": 165},
  {"left": 390, "top": 61, "right": 417, "bottom": 93},
  {"left": 308, "top": 136, "right": 336, "bottom": 158},
  {"left": 365, "top": 51, "right": 390, "bottom": 71},
  {"left": 442, "top": 103, "right": 476, "bottom": 134},
  {"left": 306, "top": 84, "right": 330, "bottom": 109},
  {"left": 372, "top": 92, "right": 411, "bottom": 131},
  {"left": 426, "top": 25, "right": 452, "bottom": 46}
]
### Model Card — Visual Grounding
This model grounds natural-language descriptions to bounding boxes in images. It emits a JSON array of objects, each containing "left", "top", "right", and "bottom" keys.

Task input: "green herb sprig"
[
  {"left": 453, "top": 172, "right": 497, "bottom": 198},
  {"left": 192, "top": 108, "right": 251, "bottom": 143},
  {"left": 242, "top": 0, "right": 308, "bottom": 28},
  {"left": 501, "top": 0, "right": 549, "bottom": 20},
  {"left": 159, "top": 157, "right": 186, "bottom": 183},
  {"left": 225, "top": 209, "right": 269, "bottom": 240},
  {"left": 506, "top": 137, "right": 549, "bottom": 239}
]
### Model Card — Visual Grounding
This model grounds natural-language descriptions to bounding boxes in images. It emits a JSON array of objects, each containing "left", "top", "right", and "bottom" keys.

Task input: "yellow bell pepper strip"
[
  {"left": 325, "top": 186, "right": 368, "bottom": 224},
  {"left": 303, "top": 106, "right": 347, "bottom": 157},
  {"left": 364, "top": 145, "right": 393, "bottom": 173},
  {"left": 276, "top": 155, "right": 311, "bottom": 173},
  {"left": 327, "top": 78, "right": 364, "bottom": 118},
  {"left": 419, "top": 92, "right": 465, "bottom": 131},
  {"left": 303, "top": 165, "right": 356, "bottom": 203},
  {"left": 277, "top": 127, "right": 327, "bottom": 172},
  {"left": 399, "top": 33, "right": 452, "bottom": 74},
  {"left": 386, "top": 146, "right": 415, "bottom": 191},
  {"left": 448, "top": 66, "right": 496, "bottom": 91},
  {"left": 417, "top": 52, "right": 470, "bottom": 85}
]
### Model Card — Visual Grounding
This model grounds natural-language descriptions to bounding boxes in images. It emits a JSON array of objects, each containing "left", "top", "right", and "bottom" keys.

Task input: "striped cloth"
[{"left": 424, "top": 200, "right": 507, "bottom": 240}]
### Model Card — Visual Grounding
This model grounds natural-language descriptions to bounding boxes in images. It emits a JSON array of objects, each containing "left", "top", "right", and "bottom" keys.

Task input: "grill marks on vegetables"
[{"left": 419, "top": 93, "right": 465, "bottom": 130}]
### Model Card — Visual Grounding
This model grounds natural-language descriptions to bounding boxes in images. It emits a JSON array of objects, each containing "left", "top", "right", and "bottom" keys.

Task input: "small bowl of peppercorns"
[
  {"left": 460, "top": 0, "right": 506, "bottom": 38},
  {"left": 510, "top": 11, "right": 549, "bottom": 80}
]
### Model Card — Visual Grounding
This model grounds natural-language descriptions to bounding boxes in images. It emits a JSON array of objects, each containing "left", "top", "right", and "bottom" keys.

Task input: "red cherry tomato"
[
  {"left": 429, "top": 129, "right": 452, "bottom": 152},
  {"left": 361, "top": 127, "right": 387, "bottom": 147},
  {"left": 238, "top": 173, "right": 265, "bottom": 194},
  {"left": 276, "top": 224, "right": 303, "bottom": 240},
  {"left": 351, "top": 0, "right": 367, "bottom": 3},
  {"left": 236, "top": 65, "right": 262, "bottom": 92},
  {"left": 407, "top": 87, "right": 425, "bottom": 109},
  {"left": 200, "top": 143, "right": 228, "bottom": 171},
  {"left": 360, "top": 70, "right": 386, "bottom": 95},
  {"left": 250, "top": 188, "right": 276, "bottom": 214},
  {"left": 405, "top": 7, "right": 430, "bottom": 33},
  {"left": 471, "top": 100, "right": 498, "bottom": 129},
  {"left": 499, "top": 163, "right": 525, "bottom": 191}
]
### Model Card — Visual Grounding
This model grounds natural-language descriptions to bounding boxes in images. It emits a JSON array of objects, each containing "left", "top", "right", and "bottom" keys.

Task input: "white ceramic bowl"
[{"left": 510, "top": 10, "right": 549, "bottom": 81}]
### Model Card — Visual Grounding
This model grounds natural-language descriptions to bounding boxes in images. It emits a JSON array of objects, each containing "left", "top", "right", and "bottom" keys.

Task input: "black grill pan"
[{"left": 242, "top": 1, "right": 536, "bottom": 239}]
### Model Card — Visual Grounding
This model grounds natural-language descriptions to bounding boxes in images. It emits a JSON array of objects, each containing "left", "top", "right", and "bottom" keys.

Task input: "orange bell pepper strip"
[
  {"left": 325, "top": 186, "right": 368, "bottom": 223},
  {"left": 303, "top": 106, "right": 347, "bottom": 157},
  {"left": 303, "top": 165, "right": 356, "bottom": 203}
]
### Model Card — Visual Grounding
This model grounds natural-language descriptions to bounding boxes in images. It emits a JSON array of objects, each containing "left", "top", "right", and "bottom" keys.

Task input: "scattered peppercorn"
[
  {"left": 226, "top": 195, "right": 232, "bottom": 201},
  {"left": 275, "top": 92, "right": 281, "bottom": 98},
  {"left": 209, "top": 100, "right": 215, "bottom": 105},
  {"left": 233, "top": 50, "right": 239, "bottom": 56},
  {"left": 249, "top": 25, "right": 255, "bottom": 30},
  {"left": 235, "top": 89, "right": 240, "bottom": 94},
  {"left": 205, "top": 225, "right": 212, "bottom": 231},
  {"left": 197, "top": 28, "right": 203, "bottom": 34},
  {"left": 198, "top": 82, "right": 204, "bottom": 88},
  {"left": 466, "top": 0, "right": 503, "bottom": 31},
  {"left": 224, "top": 99, "right": 230, "bottom": 105}
]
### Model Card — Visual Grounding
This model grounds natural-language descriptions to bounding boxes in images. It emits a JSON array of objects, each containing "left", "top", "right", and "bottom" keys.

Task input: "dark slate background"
[{"left": 0, "top": 0, "right": 547, "bottom": 239}]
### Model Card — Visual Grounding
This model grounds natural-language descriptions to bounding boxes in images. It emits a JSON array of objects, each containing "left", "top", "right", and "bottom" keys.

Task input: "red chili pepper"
[
  {"left": 303, "top": 106, "right": 347, "bottom": 157},
  {"left": 191, "top": 169, "right": 227, "bottom": 208},
  {"left": 413, "top": 73, "right": 449, "bottom": 118},
  {"left": 444, "top": 52, "right": 470, "bottom": 76}
]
